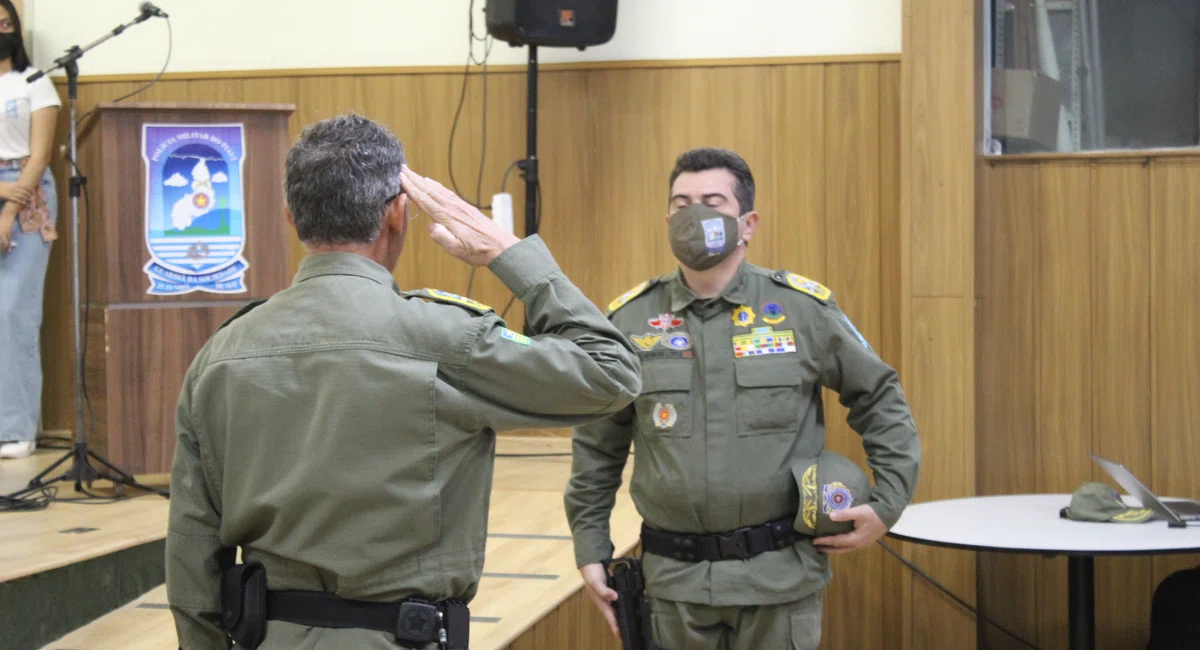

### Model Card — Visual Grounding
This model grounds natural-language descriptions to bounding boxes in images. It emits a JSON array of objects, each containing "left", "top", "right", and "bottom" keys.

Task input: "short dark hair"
[
  {"left": 285, "top": 113, "right": 405, "bottom": 245},
  {"left": 668, "top": 147, "right": 755, "bottom": 214},
  {"left": 0, "top": 0, "right": 33, "bottom": 72}
]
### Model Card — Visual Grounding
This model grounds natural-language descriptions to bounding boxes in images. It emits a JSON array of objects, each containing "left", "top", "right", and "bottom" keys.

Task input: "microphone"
[{"left": 139, "top": 2, "right": 168, "bottom": 18}]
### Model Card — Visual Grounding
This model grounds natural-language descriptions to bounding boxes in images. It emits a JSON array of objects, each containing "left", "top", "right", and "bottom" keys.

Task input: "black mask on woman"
[{"left": 0, "top": 33, "right": 20, "bottom": 61}]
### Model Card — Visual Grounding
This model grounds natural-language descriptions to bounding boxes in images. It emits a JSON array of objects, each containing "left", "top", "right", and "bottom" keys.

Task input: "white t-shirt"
[{"left": 0, "top": 67, "right": 61, "bottom": 161}]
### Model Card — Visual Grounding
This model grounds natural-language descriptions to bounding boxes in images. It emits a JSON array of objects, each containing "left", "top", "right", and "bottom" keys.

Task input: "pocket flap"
[
  {"left": 735, "top": 358, "right": 804, "bottom": 388},
  {"left": 642, "top": 362, "right": 693, "bottom": 392}
]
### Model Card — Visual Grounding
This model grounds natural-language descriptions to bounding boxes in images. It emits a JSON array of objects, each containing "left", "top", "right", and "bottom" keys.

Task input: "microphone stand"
[
  {"left": 11, "top": 8, "right": 167, "bottom": 501},
  {"left": 518, "top": 45, "right": 539, "bottom": 337}
]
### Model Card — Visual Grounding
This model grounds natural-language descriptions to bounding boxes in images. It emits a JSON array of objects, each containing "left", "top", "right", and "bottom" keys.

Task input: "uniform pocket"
[
  {"left": 635, "top": 361, "right": 693, "bottom": 438},
  {"left": 788, "top": 599, "right": 824, "bottom": 650},
  {"left": 734, "top": 357, "right": 806, "bottom": 436}
]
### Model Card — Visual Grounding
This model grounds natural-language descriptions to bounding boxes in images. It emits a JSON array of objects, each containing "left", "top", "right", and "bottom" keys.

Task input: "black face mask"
[{"left": 0, "top": 33, "right": 20, "bottom": 61}]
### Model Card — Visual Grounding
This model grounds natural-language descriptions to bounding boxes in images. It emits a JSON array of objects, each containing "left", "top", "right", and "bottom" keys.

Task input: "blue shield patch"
[{"left": 141, "top": 124, "right": 249, "bottom": 295}]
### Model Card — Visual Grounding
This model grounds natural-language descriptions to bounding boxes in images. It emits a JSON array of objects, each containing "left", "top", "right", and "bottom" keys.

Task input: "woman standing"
[{"left": 0, "top": 0, "right": 61, "bottom": 460}]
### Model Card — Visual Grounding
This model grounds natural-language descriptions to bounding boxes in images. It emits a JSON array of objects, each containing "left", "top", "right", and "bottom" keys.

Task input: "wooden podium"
[{"left": 76, "top": 102, "right": 295, "bottom": 476}]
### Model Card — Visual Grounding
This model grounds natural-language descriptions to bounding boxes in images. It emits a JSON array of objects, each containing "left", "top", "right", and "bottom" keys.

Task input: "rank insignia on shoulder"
[
  {"left": 776, "top": 272, "right": 832, "bottom": 303},
  {"left": 218, "top": 298, "right": 268, "bottom": 330},
  {"left": 500, "top": 327, "right": 532, "bottom": 345},
  {"left": 409, "top": 288, "right": 494, "bottom": 314},
  {"left": 607, "top": 279, "right": 655, "bottom": 314}
]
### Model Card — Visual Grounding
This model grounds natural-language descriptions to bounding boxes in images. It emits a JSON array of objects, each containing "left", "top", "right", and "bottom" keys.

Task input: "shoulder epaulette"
[
  {"left": 404, "top": 288, "right": 494, "bottom": 315},
  {"left": 772, "top": 271, "right": 833, "bottom": 304},
  {"left": 606, "top": 277, "right": 661, "bottom": 315},
  {"left": 219, "top": 299, "right": 268, "bottom": 330}
]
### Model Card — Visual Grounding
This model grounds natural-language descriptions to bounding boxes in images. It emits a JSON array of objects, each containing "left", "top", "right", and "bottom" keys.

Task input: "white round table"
[{"left": 887, "top": 494, "right": 1200, "bottom": 650}]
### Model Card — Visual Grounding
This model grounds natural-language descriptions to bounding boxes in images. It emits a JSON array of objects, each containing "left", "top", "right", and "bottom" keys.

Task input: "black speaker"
[{"left": 485, "top": 0, "right": 618, "bottom": 49}]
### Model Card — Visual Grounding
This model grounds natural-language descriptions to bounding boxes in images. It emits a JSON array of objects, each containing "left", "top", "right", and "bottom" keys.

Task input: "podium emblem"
[{"left": 141, "top": 123, "right": 250, "bottom": 295}]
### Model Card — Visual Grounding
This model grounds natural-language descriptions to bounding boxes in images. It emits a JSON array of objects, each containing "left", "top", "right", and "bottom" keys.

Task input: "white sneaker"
[{"left": 0, "top": 440, "right": 36, "bottom": 459}]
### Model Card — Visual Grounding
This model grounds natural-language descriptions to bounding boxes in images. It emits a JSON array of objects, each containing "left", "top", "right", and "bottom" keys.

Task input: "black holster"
[
  {"left": 220, "top": 561, "right": 268, "bottom": 649},
  {"left": 604, "top": 557, "right": 664, "bottom": 650}
]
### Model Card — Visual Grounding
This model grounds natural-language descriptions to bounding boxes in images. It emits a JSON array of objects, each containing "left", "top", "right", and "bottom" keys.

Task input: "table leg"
[{"left": 1068, "top": 555, "right": 1095, "bottom": 650}]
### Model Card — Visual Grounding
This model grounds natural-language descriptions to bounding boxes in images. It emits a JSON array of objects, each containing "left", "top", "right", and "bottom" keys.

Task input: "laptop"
[{"left": 1092, "top": 454, "right": 1200, "bottom": 527}]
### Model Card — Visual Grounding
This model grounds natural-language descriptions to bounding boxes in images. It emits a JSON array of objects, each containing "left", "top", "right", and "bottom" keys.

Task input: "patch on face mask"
[
  {"left": 631, "top": 333, "right": 663, "bottom": 351},
  {"left": 653, "top": 403, "right": 678, "bottom": 429},
  {"left": 732, "top": 327, "right": 797, "bottom": 358},
  {"left": 702, "top": 218, "right": 726, "bottom": 252},
  {"left": 649, "top": 313, "right": 684, "bottom": 332},
  {"left": 731, "top": 305, "right": 756, "bottom": 327},
  {"left": 762, "top": 302, "right": 786, "bottom": 325}
]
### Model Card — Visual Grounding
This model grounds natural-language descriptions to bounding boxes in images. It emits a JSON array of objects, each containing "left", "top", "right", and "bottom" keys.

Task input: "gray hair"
[{"left": 285, "top": 113, "right": 406, "bottom": 245}]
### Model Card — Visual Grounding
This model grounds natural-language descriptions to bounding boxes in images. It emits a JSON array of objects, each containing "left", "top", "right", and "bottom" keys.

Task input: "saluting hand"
[
  {"left": 812, "top": 504, "right": 888, "bottom": 554},
  {"left": 399, "top": 165, "right": 520, "bottom": 267}
]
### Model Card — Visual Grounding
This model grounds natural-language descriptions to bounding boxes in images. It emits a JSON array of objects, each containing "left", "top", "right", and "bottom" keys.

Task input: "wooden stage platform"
[{"left": 0, "top": 436, "right": 638, "bottom": 650}]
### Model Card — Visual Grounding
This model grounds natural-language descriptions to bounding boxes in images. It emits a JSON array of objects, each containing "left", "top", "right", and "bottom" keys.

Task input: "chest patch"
[
  {"left": 631, "top": 333, "right": 663, "bottom": 351},
  {"left": 653, "top": 403, "right": 678, "bottom": 429},
  {"left": 731, "top": 305, "right": 756, "bottom": 327},
  {"left": 663, "top": 333, "right": 692, "bottom": 350},
  {"left": 732, "top": 327, "right": 797, "bottom": 358},
  {"left": 648, "top": 313, "right": 684, "bottom": 332},
  {"left": 762, "top": 302, "right": 786, "bottom": 325}
]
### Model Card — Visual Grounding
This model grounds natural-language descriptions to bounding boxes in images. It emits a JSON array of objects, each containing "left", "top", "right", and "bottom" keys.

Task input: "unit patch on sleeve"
[{"left": 500, "top": 328, "right": 532, "bottom": 345}]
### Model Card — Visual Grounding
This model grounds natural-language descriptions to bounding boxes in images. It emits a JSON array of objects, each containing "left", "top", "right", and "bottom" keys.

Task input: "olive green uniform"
[
  {"left": 167, "top": 236, "right": 642, "bottom": 650},
  {"left": 564, "top": 261, "right": 921, "bottom": 650}
]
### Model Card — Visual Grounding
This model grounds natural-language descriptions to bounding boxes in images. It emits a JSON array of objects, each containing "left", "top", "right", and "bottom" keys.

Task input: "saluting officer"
[
  {"left": 166, "top": 113, "right": 642, "bottom": 650},
  {"left": 565, "top": 147, "right": 921, "bottom": 650}
]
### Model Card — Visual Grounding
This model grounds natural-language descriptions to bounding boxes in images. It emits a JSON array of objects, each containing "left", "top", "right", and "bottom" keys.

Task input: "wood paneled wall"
[
  {"left": 44, "top": 58, "right": 905, "bottom": 430},
  {"left": 37, "top": 56, "right": 980, "bottom": 650},
  {"left": 898, "top": 0, "right": 981, "bottom": 647},
  {"left": 977, "top": 154, "right": 1200, "bottom": 649}
]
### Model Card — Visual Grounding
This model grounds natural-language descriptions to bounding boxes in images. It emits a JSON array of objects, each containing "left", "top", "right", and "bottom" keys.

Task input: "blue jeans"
[{"left": 0, "top": 166, "right": 56, "bottom": 442}]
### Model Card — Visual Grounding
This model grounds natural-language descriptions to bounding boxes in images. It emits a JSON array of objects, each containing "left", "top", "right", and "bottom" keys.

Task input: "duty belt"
[
  {"left": 266, "top": 590, "right": 470, "bottom": 649},
  {"left": 640, "top": 517, "right": 804, "bottom": 562},
  {"left": 220, "top": 560, "right": 470, "bottom": 650}
]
